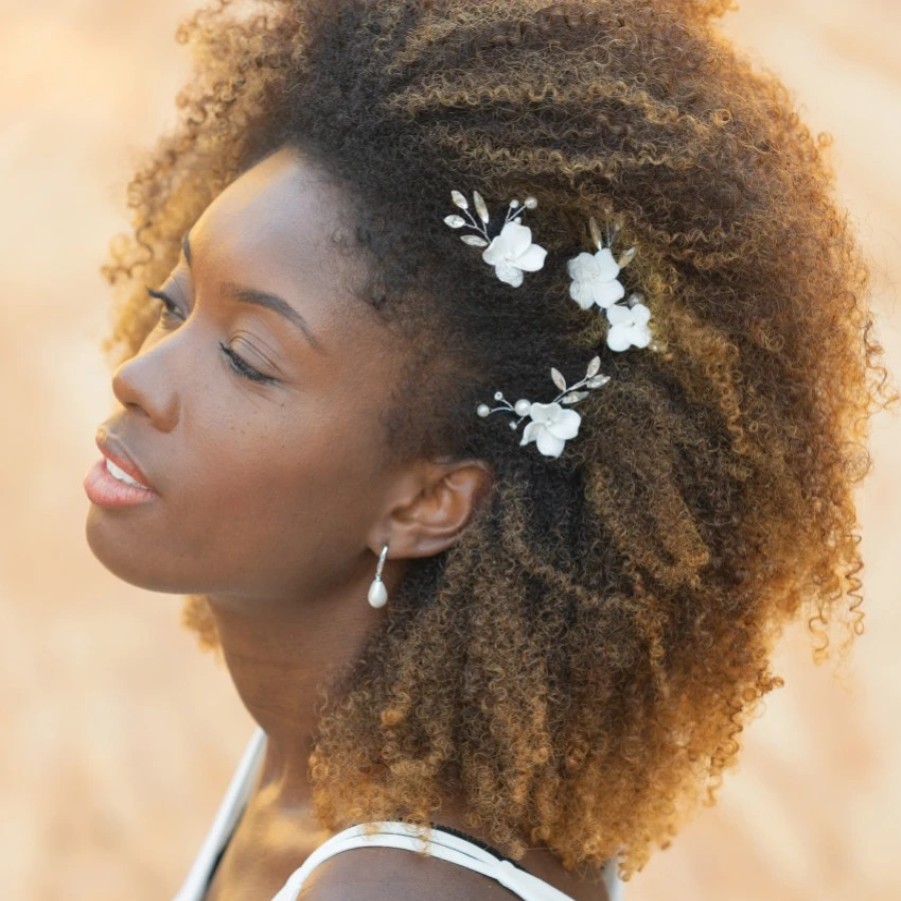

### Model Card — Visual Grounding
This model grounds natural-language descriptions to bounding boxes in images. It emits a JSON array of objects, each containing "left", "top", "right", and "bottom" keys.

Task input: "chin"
[{"left": 84, "top": 506, "right": 193, "bottom": 594}]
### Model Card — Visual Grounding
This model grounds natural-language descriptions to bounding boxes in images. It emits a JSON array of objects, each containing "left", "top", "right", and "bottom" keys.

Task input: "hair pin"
[
  {"left": 444, "top": 190, "right": 547, "bottom": 287},
  {"left": 444, "top": 191, "right": 654, "bottom": 458},
  {"left": 477, "top": 357, "right": 610, "bottom": 458}
]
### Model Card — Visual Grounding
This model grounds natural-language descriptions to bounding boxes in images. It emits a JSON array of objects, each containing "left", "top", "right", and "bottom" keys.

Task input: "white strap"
[
  {"left": 169, "top": 726, "right": 624, "bottom": 901},
  {"left": 171, "top": 728, "right": 267, "bottom": 901},
  {"left": 602, "top": 850, "right": 625, "bottom": 901},
  {"left": 273, "top": 821, "right": 620, "bottom": 901}
]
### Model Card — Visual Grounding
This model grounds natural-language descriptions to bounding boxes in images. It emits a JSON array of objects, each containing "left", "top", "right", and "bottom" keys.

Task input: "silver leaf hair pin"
[
  {"left": 444, "top": 190, "right": 547, "bottom": 287},
  {"left": 445, "top": 192, "right": 655, "bottom": 458},
  {"left": 476, "top": 357, "right": 610, "bottom": 459}
]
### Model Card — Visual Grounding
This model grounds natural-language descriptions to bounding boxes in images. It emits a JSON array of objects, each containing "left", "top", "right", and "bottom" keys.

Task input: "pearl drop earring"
[{"left": 367, "top": 543, "right": 390, "bottom": 609}]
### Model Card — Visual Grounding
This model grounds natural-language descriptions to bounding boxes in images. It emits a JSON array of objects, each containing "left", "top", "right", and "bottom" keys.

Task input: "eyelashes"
[
  {"left": 145, "top": 287, "right": 276, "bottom": 385},
  {"left": 218, "top": 341, "right": 275, "bottom": 384},
  {"left": 147, "top": 287, "right": 181, "bottom": 325}
]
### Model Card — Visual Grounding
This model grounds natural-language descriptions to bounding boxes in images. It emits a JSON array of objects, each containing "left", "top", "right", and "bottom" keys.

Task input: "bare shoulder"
[{"left": 296, "top": 845, "right": 520, "bottom": 900}]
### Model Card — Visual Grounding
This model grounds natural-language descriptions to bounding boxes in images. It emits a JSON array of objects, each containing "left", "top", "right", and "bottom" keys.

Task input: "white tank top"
[{"left": 172, "top": 729, "right": 625, "bottom": 901}]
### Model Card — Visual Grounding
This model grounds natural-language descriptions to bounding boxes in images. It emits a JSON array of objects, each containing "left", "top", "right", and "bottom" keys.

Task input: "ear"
[{"left": 368, "top": 458, "right": 493, "bottom": 560}]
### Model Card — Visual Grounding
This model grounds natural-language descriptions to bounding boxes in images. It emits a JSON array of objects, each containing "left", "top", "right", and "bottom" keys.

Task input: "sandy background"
[{"left": 1, "top": 1, "right": 899, "bottom": 899}]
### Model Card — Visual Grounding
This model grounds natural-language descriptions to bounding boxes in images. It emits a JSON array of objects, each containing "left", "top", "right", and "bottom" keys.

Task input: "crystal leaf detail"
[
  {"left": 444, "top": 215, "right": 466, "bottom": 228},
  {"left": 589, "top": 216, "right": 603, "bottom": 250},
  {"left": 618, "top": 246, "right": 637, "bottom": 268},
  {"left": 586, "top": 356, "right": 601, "bottom": 377},
  {"left": 473, "top": 191, "right": 490, "bottom": 224},
  {"left": 562, "top": 390, "right": 591, "bottom": 404},
  {"left": 551, "top": 368, "right": 567, "bottom": 391},
  {"left": 587, "top": 374, "right": 611, "bottom": 388},
  {"left": 461, "top": 234, "right": 489, "bottom": 247},
  {"left": 452, "top": 190, "right": 469, "bottom": 210}
]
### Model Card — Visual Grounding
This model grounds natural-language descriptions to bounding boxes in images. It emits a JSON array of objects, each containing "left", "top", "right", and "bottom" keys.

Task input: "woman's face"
[{"left": 85, "top": 147, "right": 412, "bottom": 607}]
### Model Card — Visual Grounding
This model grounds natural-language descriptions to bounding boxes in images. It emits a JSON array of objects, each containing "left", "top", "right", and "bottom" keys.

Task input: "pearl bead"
[
  {"left": 368, "top": 579, "right": 388, "bottom": 609},
  {"left": 514, "top": 399, "right": 531, "bottom": 416},
  {"left": 477, "top": 404, "right": 490, "bottom": 418}
]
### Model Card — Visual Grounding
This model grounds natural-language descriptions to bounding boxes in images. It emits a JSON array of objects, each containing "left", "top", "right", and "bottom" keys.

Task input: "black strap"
[{"left": 429, "top": 822, "right": 528, "bottom": 872}]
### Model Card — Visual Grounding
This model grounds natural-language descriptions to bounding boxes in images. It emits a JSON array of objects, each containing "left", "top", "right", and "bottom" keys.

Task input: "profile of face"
[{"left": 85, "top": 147, "right": 445, "bottom": 610}]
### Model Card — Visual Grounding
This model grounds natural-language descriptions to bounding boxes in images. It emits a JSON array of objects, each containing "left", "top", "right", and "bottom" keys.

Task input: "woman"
[{"left": 83, "top": 1, "right": 890, "bottom": 899}]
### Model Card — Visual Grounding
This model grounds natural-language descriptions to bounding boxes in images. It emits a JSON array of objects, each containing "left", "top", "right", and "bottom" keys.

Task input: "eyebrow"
[
  {"left": 181, "top": 232, "right": 321, "bottom": 350},
  {"left": 224, "top": 283, "right": 321, "bottom": 349}
]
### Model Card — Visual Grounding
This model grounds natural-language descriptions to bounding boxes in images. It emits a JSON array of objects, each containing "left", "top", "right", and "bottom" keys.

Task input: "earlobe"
[{"left": 373, "top": 459, "right": 493, "bottom": 561}]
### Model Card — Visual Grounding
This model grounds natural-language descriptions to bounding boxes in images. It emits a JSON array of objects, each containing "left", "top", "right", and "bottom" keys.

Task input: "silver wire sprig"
[
  {"left": 476, "top": 355, "right": 612, "bottom": 432},
  {"left": 552, "top": 355, "right": 612, "bottom": 406},
  {"left": 444, "top": 190, "right": 538, "bottom": 248}
]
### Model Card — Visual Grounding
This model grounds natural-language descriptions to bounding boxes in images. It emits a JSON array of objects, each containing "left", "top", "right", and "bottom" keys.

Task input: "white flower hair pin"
[
  {"left": 444, "top": 190, "right": 547, "bottom": 287},
  {"left": 568, "top": 217, "right": 651, "bottom": 352},
  {"left": 446, "top": 190, "right": 656, "bottom": 458},
  {"left": 477, "top": 357, "right": 610, "bottom": 458}
]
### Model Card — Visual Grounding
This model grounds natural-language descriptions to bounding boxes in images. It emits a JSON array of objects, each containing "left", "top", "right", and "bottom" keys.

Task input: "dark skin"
[{"left": 86, "top": 147, "right": 610, "bottom": 901}]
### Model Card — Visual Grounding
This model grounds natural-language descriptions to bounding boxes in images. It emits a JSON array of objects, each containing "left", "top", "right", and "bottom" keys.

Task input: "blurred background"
[{"left": 1, "top": 1, "right": 898, "bottom": 899}]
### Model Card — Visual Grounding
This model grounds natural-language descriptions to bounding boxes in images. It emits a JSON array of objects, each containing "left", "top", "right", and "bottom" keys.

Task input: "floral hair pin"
[
  {"left": 568, "top": 218, "right": 651, "bottom": 352},
  {"left": 477, "top": 357, "right": 610, "bottom": 458},
  {"left": 446, "top": 190, "right": 655, "bottom": 458},
  {"left": 444, "top": 190, "right": 547, "bottom": 287}
]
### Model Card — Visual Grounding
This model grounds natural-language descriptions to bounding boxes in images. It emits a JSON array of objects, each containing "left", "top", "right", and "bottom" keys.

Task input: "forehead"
[
  {"left": 186, "top": 148, "right": 413, "bottom": 435},
  {"left": 188, "top": 146, "right": 365, "bottom": 340}
]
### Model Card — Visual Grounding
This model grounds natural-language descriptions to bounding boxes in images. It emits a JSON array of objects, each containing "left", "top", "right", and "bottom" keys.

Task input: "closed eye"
[
  {"left": 219, "top": 342, "right": 276, "bottom": 384},
  {"left": 146, "top": 286, "right": 277, "bottom": 385}
]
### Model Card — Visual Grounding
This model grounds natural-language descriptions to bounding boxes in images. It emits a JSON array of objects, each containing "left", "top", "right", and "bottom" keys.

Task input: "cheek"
[
  {"left": 173, "top": 405, "right": 386, "bottom": 583},
  {"left": 84, "top": 359, "right": 397, "bottom": 597}
]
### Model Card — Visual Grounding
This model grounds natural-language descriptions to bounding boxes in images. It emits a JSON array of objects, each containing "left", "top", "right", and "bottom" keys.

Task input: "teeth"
[{"left": 105, "top": 458, "right": 149, "bottom": 489}]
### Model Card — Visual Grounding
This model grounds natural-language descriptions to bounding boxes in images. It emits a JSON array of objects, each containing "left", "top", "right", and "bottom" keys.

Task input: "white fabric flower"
[
  {"left": 482, "top": 221, "right": 548, "bottom": 287},
  {"left": 520, "top": 402, "right": 581, "bottom": 458},
  {"left": 566, "top": 248, "right": 626, "bottom": 310},
  {"left": 606, "top": 302, "right": 652, "bottom": 351}
]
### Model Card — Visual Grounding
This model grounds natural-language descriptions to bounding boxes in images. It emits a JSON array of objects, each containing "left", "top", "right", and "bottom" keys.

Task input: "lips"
[
  {"left": 84, "top": 429, "right": 160, "bottom": 510},
  {"left": 95, "top": 430, "right": 157, "bottom": 493}
]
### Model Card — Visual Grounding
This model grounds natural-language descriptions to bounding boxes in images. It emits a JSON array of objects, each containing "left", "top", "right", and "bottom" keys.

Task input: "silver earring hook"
[{"left": 375, "top": 543, "right": 389, "bottom": 578}]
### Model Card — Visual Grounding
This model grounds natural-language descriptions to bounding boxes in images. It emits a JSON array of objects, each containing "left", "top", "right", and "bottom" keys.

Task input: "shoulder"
[{"left": 295, "top": 845, "right": 519, "bottom": 900}]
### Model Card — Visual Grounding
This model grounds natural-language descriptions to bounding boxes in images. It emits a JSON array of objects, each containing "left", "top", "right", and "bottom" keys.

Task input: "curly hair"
[{"left": 102, "top": 0, "right": 893, "bottom": 880}]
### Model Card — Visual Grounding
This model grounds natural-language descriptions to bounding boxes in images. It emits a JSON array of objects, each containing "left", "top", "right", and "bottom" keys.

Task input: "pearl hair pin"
[
  {"left": 444, "top": 190, "right": 656, "bottom": 459},
  {"left": 444, "top": 190, "right": 547, "bottom": 288},
  {"left": 476, "top": 358, "right": 610, "bottom": 459}
]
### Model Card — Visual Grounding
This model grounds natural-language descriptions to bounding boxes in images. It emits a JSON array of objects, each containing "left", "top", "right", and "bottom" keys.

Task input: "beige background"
[{"left": 1, "top": 1, "right": 899, "bottom": 899}]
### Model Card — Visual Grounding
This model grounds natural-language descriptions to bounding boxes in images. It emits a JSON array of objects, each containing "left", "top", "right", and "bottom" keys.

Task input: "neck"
[{"left": 207, "top": 583, "right": 384, "bottom": 809}]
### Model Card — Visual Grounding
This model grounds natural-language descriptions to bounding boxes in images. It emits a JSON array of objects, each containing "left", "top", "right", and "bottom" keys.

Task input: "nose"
[{"left": 111, "top": 338, "right": 181, "bottom": 432}]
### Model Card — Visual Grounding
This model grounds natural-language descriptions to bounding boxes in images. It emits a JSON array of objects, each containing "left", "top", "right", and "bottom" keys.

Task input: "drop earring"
[{"left": 367, "top": 543, "right": 390, "bottom": 609}]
